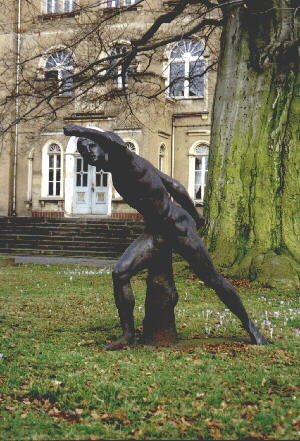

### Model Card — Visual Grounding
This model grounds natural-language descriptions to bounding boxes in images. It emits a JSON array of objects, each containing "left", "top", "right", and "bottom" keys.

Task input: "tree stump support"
[{"left": 142, "top": 244, "right": 179, "bottom": 346}]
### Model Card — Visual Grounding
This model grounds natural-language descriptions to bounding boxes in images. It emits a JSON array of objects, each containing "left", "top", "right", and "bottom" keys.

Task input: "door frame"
[{"left": 65, "top": 135, "right": 112, "bottom": 216}]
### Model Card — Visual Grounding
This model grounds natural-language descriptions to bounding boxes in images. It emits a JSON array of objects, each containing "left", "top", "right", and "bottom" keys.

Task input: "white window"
[
  {"left": 169, "top": 39, "right": 205, "bottom": 98},
  {"left": 64, "top": 0, "right": 75, "bottom": 12},
  {"left": 194, "top": 145, "right": 209, "bottom": 201},
  {"left": 45, "top": 50, "right": 74, "bottom": 96},
  {"left": 46, "top": 0, "right": 59, "bottom": 13},
  {"left": 159, "top": 144, "right": 166, "bottom": 172},
  {"left": 47, "top": 144, "right": 62, "bottom": 196},
  {"left": 107, "top": 45, "right": 136, "bottom": 90},
  {"left": 46, "top": 0, "right": 76, "bottom": 13},
  {"left": 107, "top": 0, "right": 120, "bottom": 7},
  {"left": 106, "top": 0, "right": 136, "bottom": 6}
]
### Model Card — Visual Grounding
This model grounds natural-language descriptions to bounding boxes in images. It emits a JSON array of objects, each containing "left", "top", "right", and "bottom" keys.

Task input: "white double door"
[{"left": 73, "top": 156, "right": 111, "bottom": 215}]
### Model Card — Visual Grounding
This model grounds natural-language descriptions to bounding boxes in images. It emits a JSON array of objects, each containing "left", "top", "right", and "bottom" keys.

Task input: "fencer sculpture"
[{"left": 64, "top": 124, "right": 269, "bottom": 349}]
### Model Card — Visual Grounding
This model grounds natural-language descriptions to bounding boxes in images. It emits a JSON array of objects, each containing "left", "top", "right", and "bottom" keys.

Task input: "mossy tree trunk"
[{"left": 205, "top": 0, "right": 300, "bottom": 289}]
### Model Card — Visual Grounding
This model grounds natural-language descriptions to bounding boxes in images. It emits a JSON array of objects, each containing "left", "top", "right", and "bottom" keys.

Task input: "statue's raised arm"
[{"left": 63, "top": 124, "right": 127, "bottom": 153}]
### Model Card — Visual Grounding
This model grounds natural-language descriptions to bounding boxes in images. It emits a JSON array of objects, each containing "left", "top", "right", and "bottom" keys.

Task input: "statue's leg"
[
  {"left": 107, "top": 233, "right": 157, "bottom": 350},
  {"left": 174, "top": 229, "right": 269, "bottom": 345}
]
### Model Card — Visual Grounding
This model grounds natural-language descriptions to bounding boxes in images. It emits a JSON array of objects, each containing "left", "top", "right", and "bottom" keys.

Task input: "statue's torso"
[{"left": 111, "top": 154, "right": 173, "bottom": 224}]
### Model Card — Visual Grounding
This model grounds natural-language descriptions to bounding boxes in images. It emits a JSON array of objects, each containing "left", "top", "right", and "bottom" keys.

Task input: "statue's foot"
[
  {"left": 246, "top": 321, "right": 271, "bottom": 345},
  {"left": 105, "top": 334, "right": 135, "bottom": 351}
]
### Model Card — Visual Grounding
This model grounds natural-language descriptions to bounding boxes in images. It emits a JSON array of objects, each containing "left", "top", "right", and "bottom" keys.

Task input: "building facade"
[{"left": 0, "top": 0, "right": 218, "bottom": 219}]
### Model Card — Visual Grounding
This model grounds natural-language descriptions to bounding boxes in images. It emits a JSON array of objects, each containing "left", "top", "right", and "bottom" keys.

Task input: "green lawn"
[{"left": 0, "top": 261, "right": 299, "bottom": 440}]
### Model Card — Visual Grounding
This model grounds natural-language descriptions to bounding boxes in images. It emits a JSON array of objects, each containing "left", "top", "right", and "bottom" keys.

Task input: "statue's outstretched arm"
[
  {"left": 156, "top": 170, "right": 205, "bottom": 229},
  {"left": 64, "top": 124, "right": 127, "bottom": 153}
]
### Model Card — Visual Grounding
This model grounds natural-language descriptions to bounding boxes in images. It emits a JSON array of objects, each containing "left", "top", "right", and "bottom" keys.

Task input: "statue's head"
[{"left": 77, "top": 137, "right": 109, "bottom": 170}]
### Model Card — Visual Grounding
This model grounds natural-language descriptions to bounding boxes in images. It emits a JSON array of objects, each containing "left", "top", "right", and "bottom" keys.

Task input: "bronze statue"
[{"left": 64, "top": 125, "right": 269, "bottom": 349}]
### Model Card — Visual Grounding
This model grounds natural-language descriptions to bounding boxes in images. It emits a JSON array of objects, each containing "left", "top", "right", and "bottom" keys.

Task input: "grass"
[{"left": 0, "top": 260, "right": 299, "bottom": 440}]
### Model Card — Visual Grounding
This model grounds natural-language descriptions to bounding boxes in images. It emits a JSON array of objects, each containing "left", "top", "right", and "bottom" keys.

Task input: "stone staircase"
[{"left": 0, "top": 217, "right": 145, "bottom": 259}]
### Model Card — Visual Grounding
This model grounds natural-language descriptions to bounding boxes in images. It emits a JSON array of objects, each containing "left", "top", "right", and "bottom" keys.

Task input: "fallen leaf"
[
  {"left": 101, "top": 413, "right": 110, "bottom": 420},
  {"left": 90, "top": 411, "right": 100, "bottom": 420}
]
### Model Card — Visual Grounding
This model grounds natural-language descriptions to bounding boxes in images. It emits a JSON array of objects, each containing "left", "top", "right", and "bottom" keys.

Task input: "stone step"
[
  {"left": 0, "top": 231, "right": 142, "bottom": 240},
  {"left": 0, "top": 221, "right": 144, "bottom": 228},
  {"left": 0, "top": 239, "right": 132, "bottom": 250},
  {"left": 0, "top": 217, "right": 143, "bottom": 226},
  {"left": 0, "top": 217, "right": 144, "bottom": 259},
  {"left": 0, "top": 224, "right": 144, "bottom": 234},
  {"left": 0, "top": 248, "right": 121, "bottom": 258},
  {"left": 0, "top": 231, "right": 140, "bottom": 239}
]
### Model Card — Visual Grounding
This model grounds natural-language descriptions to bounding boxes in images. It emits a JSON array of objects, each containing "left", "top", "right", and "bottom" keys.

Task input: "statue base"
[{"left": 142, "top": 244, "right": 178, "bottom": 346}]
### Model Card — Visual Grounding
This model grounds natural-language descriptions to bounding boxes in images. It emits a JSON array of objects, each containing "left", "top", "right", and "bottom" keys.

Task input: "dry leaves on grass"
[
  {"left": 203, "top": 341, "right": 249, "bottom": 356},
  {"left": 206, "top": 418, "right": 224, "bottom": 439}
]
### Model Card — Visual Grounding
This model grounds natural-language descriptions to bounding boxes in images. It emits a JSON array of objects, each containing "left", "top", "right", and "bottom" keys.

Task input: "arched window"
[
  {"left": 42, "top": 142, "right": 63, "bottom": 197},
  {"left": 169, "top": 39, "right": 205, "bottom": 98},
  {"left": 159, "top": 144, "right": 166, "bottom": 172},
  {"left": 45, "top": 50, "right": 74, "bottom": 96},
  {"left": 108, "top": 45, "right": 136, "bottom": 89},
  {"left": 126, "top": 141, "right": 136, "bottom": 153},
  {"left": 46, "top": 0, "right": 76, "bottom": 14},
  {"left": 194, "top": 145, "right": 209, "bottom": 201},
  {"left": 125, "top": 140, "right": 139, "bottom": 155},
  {"left": 47, "top": 143, "right": 62, "bottom": 196}
]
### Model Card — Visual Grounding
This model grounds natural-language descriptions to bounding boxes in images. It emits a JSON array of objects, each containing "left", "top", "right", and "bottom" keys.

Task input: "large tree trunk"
[{"left": 205, "top": 0, "right": 300, "bottom": 289}]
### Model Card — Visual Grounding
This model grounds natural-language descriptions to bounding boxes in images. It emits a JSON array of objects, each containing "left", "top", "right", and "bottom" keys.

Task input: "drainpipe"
[
  {"left": 11, "top": 0, "right": 21, "bottom": 216},
  {"left": 171, "top": 115, "right": 175, "bottom": 178}
]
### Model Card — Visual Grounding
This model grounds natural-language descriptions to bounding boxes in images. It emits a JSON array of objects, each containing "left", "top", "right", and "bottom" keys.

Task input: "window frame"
[
  {"left": 107, "top": 0, "right": 120, "bottom": 7},
  {"left": 44, "top": 0, "right": 76, "bottom": 14},
  {"left": 41, "top": 141, "right": 64, "bottom": 198},
  {"left": 108, "top": 44, "right": 136, "bottom": 90},
  {"left": 44, "top": 49, "right": 75, "bottom": 96},
  {"left": 64, "top": 0, "right": 76, "bottom": 12},
  {"left": 48, "top": 144, "right": 62, "bottom": 197},
  {"left": 188, "top": 143, "right": 209, "bottom": 204},
  {"left": 168, "top": 39, "right": 205, "bottom": 99},
  {"left": 106, "top": 0, "right": 137, "bottom": 7},
  {"left": 46, "top": 0, "right": 59, "bottom": 13},
  {"left": 125, "top": 141, "right": 137, "bottom": 153},
  {"left": 124, "top": 139, "right": 139, "bottom": 155},
  {"left": 158, "top": 143, "right": 166, "bottom": 172},
  {"left": 194, "top": 151, "right": 208, "bottom": 202}
]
